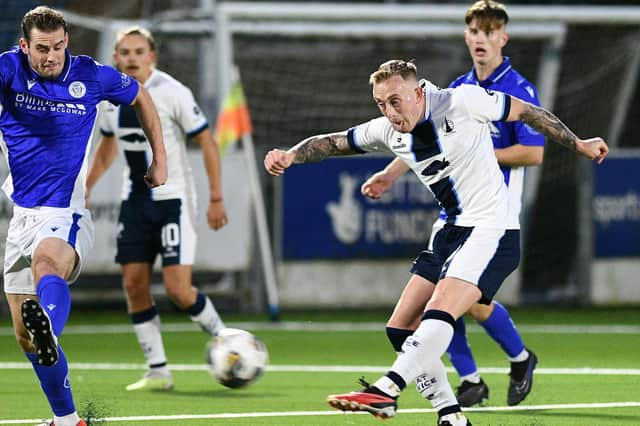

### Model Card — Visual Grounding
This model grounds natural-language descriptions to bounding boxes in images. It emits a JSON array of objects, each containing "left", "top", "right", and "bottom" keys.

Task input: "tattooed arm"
[
  {"left": 507, "top": 97, "right": 609, "bottom": 164},
  {"left": 264, "top": 131, "right": 357, "bottom": 176}
]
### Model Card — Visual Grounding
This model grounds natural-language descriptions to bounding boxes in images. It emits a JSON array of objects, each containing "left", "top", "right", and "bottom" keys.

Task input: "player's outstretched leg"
[
  {"left": 329, "top": 310, "right": 471, "bottom": 424},
  {"left": 508, "top": 348, "right": 538, "bottom": 406},
  {"left": 447, "top": 317, "right": 489, "bottom": 407},
  {"left": 327, "top": 377, "right": 398, "bottom": 419},
  {"left": 126, "top": 306, "right": 174, "bottom": 391},
  {"left": 25, "top": 276, "right": 86, "bottom": 426}
]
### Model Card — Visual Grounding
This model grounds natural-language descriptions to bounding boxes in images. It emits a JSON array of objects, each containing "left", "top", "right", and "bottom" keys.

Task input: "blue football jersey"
[
  {"left": 448, "top": 56, "right": 545, "bottom": 228},
  {"left": 449, "top": 56, "right": 545, "bottom": 182},
  {"left": 0, "top": 46, "right": 139, "bottom": 208}
]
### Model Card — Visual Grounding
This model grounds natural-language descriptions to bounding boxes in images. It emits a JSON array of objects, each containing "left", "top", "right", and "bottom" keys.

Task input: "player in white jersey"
[
  {"left": 264, "top": 59, "right": 607, "bottom": 425},
  {"left": 365, "top": 0, "right": 543, "bottom": 408},
  {"left": 86, "top": 27, "right": 228, "bottom": 392}
]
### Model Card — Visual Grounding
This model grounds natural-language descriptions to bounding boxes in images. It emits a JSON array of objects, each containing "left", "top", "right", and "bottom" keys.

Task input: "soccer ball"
[{"left": 206, "top": 328, "right": 269, "bottom": 388}]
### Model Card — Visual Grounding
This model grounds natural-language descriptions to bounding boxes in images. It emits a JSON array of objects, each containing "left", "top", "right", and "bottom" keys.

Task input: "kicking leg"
[{"left": 328, "top": 278, "right": 478, "bottom": 425}]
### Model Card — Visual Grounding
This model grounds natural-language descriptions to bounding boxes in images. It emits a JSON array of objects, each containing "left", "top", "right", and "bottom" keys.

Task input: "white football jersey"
[
  {"left": 99, "top": 69, "right": 209, "bottom": 202},
  {"left": 349, "top": 84, "right": 511, "bottom": 228}
]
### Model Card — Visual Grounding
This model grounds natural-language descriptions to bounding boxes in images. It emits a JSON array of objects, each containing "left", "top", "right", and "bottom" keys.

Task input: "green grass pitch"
[{"left": 1, "top": 307, "right": 639, "bottom": 425}]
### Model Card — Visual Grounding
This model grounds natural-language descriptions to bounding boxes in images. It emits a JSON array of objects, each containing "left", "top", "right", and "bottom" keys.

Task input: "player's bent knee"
[{"left": 123, "top": 282, "right": 153, "bottom": 306}]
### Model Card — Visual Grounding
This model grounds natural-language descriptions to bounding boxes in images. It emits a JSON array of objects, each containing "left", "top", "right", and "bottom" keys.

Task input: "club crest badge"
[{"left": 68, "top": 81, "right": 86, "bottom": 98}]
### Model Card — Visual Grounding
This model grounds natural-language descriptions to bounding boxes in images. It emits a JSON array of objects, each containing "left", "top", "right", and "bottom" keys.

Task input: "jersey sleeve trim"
[
  {"left": 347, "top": 128, "right": 366, "bottom": 154},
  {"left": 186, "top": 122, "right": 209, "bottom": 138},
  {"left": 500, "top": 94, "right": 512, "bottom": 121},
  {"left": 100, "top": 129, "right": 114, "bottom": 136}
]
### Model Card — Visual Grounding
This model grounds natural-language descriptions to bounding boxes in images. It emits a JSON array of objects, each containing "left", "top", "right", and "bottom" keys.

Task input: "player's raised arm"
[
  {"left": 507, "top": 96, "right": 609, "bottom": 163},
  {"left": 264, "top": 130, "right": 356, "bottom": 176},
  {"left": 131, "top": 85, "right": 168, "bottom": 186}
]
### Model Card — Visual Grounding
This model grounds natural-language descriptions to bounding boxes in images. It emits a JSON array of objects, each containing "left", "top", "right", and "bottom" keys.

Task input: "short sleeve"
[
  {"left": 173, "top": 85, "right": 209, "bottom": 137},
  {"left": 459, "top": 84, "right": 511, "bottom": 123},
  {"left": 348, "top": 117, "right": 393, "bottom": 154},
  {"left": 96, "top": 62, "right": 139, "bottom": 106},
  {"left": 97, "top": 101, "right": 116, "bottom": 136},
  {"left": 0, "top": 51, "right": 16, "bottom": 90}
]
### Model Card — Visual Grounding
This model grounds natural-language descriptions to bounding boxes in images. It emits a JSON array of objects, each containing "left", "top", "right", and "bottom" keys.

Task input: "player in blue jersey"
[
  {"left": 264, "top": 59, "right": 607, "bottom": 425},
  {"left": 363, "top": 0, "right": 542, "bottom": 408},
  {"left": 86, "top": 26, "right": 228, "bottom": 391},
  {"left": 1, "top": 7, "right": 167, "bottom": 426},
  {"left": 446, "top": 0, "right": 542, "bottom": 407}
]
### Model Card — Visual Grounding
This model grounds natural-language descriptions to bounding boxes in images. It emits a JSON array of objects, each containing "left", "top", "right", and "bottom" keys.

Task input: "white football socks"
[
  {"left": 389, "top": 318, "right": 455, "bottom": 384},
  {"left": 415, "top": 360, "right": 459, "bottom": 411},
  {"left": 460, "top": 372, "right": 482, "bottom": 384},
  {"left": 52, "top": 411, "right": 80, "bottom": 426},
  {"left": 190, "top": 296, "right": 225, "bottom": 336},
  {"left": 400, "top": 318, "right": 459, "bottom": 411},
  {"left": 508, "top": 348, "right": 529, "bottom": 363},
  {"left": 133, "top": 314, "right": 168, "bottom": 369}
]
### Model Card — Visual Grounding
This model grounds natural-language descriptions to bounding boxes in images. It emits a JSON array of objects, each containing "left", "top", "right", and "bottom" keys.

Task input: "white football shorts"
[{"left": 4, "top": 205, "right": 95, "bottom": 295}]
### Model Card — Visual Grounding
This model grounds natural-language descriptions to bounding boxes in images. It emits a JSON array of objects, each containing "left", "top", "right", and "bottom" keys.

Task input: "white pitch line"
[
  {"left": 2, "top": 402, "right": 639, "bottom": 424},
  {"left": 1, "top": 362, "right": 640, "bottom": 375},
  {"left": 1, "top": 322, "right": 640, "bottom": 336}
]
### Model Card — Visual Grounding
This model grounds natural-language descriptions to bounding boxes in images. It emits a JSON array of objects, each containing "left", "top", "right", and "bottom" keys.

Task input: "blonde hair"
[
  {"left": 114, "top": 26, "right": 157, "bottom": 51},
  {"left": 369, "top": 59, "right": 418, "bottom": 86}
]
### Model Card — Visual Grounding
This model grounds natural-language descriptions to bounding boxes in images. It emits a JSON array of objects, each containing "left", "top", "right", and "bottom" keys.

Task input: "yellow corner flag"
[{"left": 214, "top": 80, "right": 253, "bottom": 155}]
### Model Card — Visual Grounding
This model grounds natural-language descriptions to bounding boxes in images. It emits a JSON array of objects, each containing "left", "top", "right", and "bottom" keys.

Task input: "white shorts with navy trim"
[
  {"left": 411, "top": 220, "right": 520, "bottom": 304},
  {"left": 3, "top": 205, "right": 94, "bottom": 295}
]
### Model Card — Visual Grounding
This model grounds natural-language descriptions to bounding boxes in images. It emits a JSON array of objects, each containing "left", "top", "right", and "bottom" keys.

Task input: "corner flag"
[{"left": 214, "top": 80, "right": 253, "bottom": 155}]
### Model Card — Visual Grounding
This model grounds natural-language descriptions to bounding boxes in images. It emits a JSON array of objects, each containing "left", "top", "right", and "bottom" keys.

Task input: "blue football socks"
[
  {"left": 26, "top": 345, "right": 75, "bottom": 416},
  {"left": 36, "top": 274, "right": 71, "bottom": 336},
  {"left": 28, "top": 274, "right": 75, "bottom": 416},
  {"left": 480, "top": 301, "right": 525, "bottom": 358},
  {"left": 446, "top": 317, "right": 478, "bottom": 377}
]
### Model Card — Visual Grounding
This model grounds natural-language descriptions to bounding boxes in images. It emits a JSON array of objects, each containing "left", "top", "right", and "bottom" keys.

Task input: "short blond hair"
[
  {"left": 114, "top": 26, "right": 157, "bottom": 51},
  {"left": 369, "top": 59, "right": 418, "bottom": 86}
]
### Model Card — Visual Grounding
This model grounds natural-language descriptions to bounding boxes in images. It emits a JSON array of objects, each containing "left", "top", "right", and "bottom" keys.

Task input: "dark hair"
[
  {"left": 465, "top": 0, "right": 509, "bottom": 31},
  {"left": 369, "top": 59, "right": 418, "bottom": 85},
  {"left": 22, "top": 6, "right": 67, "bottom": 43}
]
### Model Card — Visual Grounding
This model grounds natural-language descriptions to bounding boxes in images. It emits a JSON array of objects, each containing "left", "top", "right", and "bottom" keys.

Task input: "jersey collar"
[
  {"left": 22, "top": 48, "right": 73, "bottom": 83},
  {"left": 143, "top": 68, "right": 159, "bottom": 88},
  {"left": 468, "top": 56, "right": 512, "bottom": 88}
]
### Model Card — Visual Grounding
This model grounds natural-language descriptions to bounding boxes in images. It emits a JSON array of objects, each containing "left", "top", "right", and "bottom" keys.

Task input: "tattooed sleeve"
[
  {"left": 291, "top": 132, "right": 356, "bottom": 164},
  {"left": 518, "top": 101, "right": 578, "bottom": 151}
]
